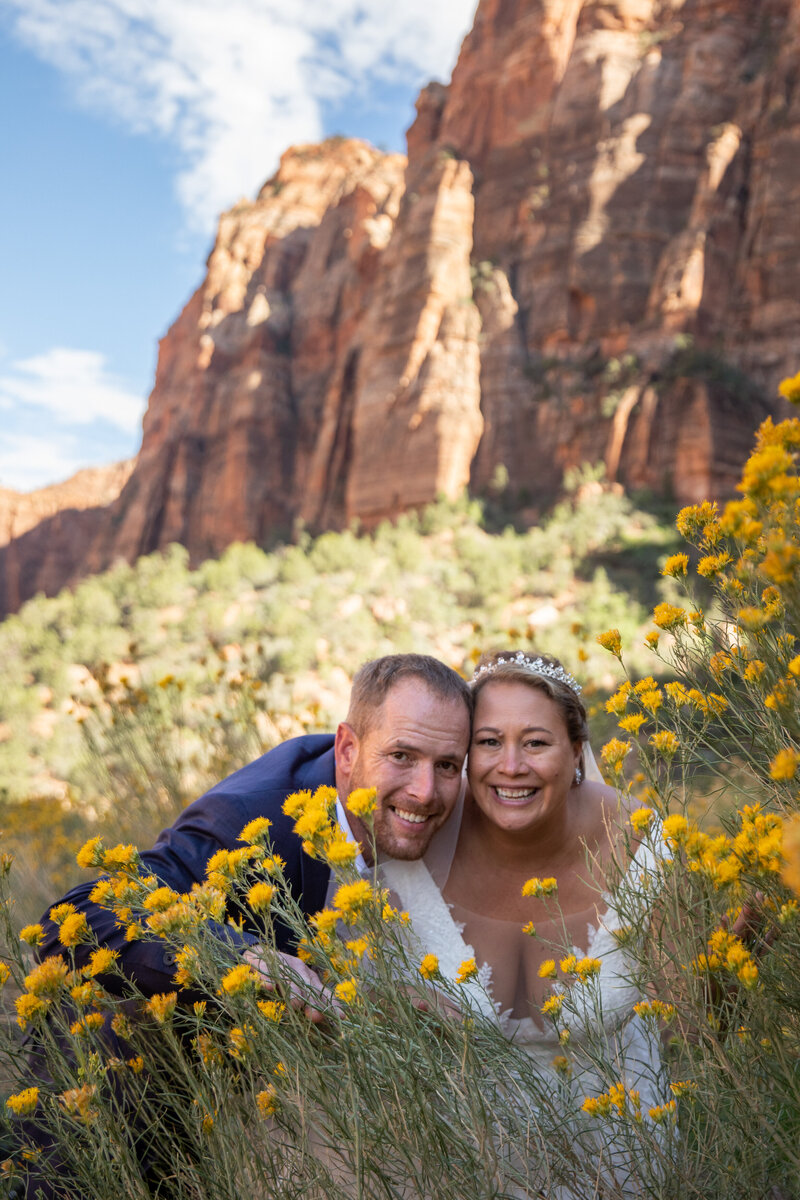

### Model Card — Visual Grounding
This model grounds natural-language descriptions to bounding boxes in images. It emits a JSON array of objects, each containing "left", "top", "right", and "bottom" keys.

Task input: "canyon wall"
[{"left": 2, "top": 0, "right": 799, "bottom": 613}]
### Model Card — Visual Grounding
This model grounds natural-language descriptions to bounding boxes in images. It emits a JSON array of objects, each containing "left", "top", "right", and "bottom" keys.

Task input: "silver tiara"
[{"left": 470, "top": 651, "right": 582, "bottom": 695}]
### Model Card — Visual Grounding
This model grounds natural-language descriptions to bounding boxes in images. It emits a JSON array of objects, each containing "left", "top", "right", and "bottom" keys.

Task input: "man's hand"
[{"left": 243, "top": 948, "right": 337, "bottom": 1024}]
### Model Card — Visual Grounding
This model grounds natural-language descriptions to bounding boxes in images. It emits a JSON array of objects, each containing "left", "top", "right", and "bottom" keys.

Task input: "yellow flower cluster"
[
  {"left": 456, "top": 957, "right": 478, "bottom": 983},
  {"left": 582, "top": 1081, "right": 641, "bottom": 1120},
  {"left": 256, "top": 1086, "right": 279, "bottom": 1118},
  {"left": 633, "top": 999, "right": 676, "bottom": 1022},
  {"left": 521, "top": 877, "right": 557, "bottom": 897},
  {"left": 661, "top": 553, "right": 689, "bottom": 578},
  {"left": 629, "top": 807, "right": 654, "bottom": 833},
  {"left": 694, "top": 928, "right": 759, "bottom": 989},
  {"left": 283, "top": 785, "right": 338, "bottom": 860},
  {"left": 418, "top": 954, "right": 439, "bottom": 980},
  {"left": 5, "top": 1088, "right": 39, "bottom": 1117},
  {"left": 596, "top": 629, "right": 622, "bottom": 656},
  {"left": 601, "top": 738, "right": 631, "bottom": 772}
]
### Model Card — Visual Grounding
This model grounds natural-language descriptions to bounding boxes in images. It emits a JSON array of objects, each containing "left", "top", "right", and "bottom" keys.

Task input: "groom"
[{"left": 36, "top": 653, "right": 472, "bottom": 1015}]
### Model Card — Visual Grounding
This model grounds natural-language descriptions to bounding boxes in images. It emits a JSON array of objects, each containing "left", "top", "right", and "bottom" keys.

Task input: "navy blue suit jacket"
[{"left": 38, "top": 734, "right": 336, "bottom": 996}]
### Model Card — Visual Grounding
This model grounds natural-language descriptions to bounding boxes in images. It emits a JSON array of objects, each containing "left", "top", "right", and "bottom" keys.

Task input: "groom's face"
[{"left": 335, "top": 678, "right": 469, "bottom": 862}]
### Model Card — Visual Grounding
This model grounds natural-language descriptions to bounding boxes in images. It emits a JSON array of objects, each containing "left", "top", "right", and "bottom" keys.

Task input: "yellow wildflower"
[
  {"left": 323, "top": 837, "right": 359, "bottom": 868},
  {"left": 769, "top": 749, "right": 799, "bottom": 781},
  {"left": 648, "top": 1100, "right": 677, "bottom": 1123},
  {"left": 143, "top": 887, "right": 181, "bottom": 913},
  {"left": 541, "top": 994, "right": 563, "bottom": 1017},
  {"left": 147, "top": 992, "right": 178, "bottom": 1023},
  {"left": 238, "top": 817, "right": 272, "bottom": 843},
  {"left": 228, "top": 1025, "right": 256, "bottom": 1059},
  {"left": 670, "top": 1080, "right": 697, "bottom": 1098},
  {"left": 89, "top": 880, "right": 114, "bottom": 906},
  {"left": 538, "top": 960, "right": 557, "bottom": 979},
  {"left": 281, "top": 790, "right": 312, "bottom": 819},
  {"left": 102, "top": 844, "right": 139, "bottom": 872},
  {"left": 0, "top": 963, "right": 9, "bottom": 989},
  {"left": 596, "top": 629, "right": 622, "bottom": 657},
  {"left": 456, "top": 958, "right": 478, "bottom": 983},
  {"left": 521, "top": 877, "right": 557, "bottom": 897},
  {"left": 618, "top": 714, "right": 646, "bottom": 734},
  {"left": 560, "top": 955, "right": 578, "bottom": 975},
  {"left": 630, "top": 807, "right": 654, "bottom": 833},
  {"left": 639, "top": 688, "right": 662, "bottom": 714},
  {"left": 634, "top": 999, "right": 676, "bottom": 1021},
  {"left": 661, "top": 554, "right": 688, "bottom": 578},
  {"left": 15, "top": 993, "right": 48, "bottom": 1028},
  {"left": 696, "top": 553, "right": 732, "bottom": 578},
  {"left": 86, "top": 947, "right": 118, "bottom": 977},
  {"left": 575, "top": 957, "right": 601, "bottom": 981},
  {"left": 293, "top": 806, "right": 332, "bottom": 841},
  {"left": 778, "top": 370, "right": 800, "bottom": 404},
  {"left": 333, "top": 879, "right": 374, "bottom": 918},
  {"left": 19, "top": 924, "right": 45, "bottom": 946},
  {"left": 335, "top": 978, "right": 359, "bottom": 1004},
  {"left": 247, "top": 881, "right": 276, "bottom": 912},
  {"left": 24, "top": 956, "right": 69, "bottom": 997},
  {"left": 347, "top": 787, "right": 377, "bottom": 818},
  {"left": 70, "top": 1013, "right": 105, "bottom": 1038},
  {"left": 257, "top": 999, "right": 285, "bottom": 1022},
  {"left": 522, "top": 921, "right": 536, "bottom": 936},
  {"left": 219, "top": 963, "right": 261, "bottom": 996},
  {"left": 605, "top": 683, "right": 632, "bottom": 715},
  {"left": 650, "top": 730, "right": 679, "bottom": 757},
  {"left": 652, "top": 603, "right": 687, "bottom": 631},
  {"left": 76, "top": 837, "right": 104, "bottom": 870},
  {"left": 5, "top": 1089, "right": 39, "bottom": 1117},
  {"left": 663, "top": 814, "right": 689, "bottom": 847},
  {"left": 256, "top": 1086, "right": 278, "bottom": 1118},
  {"left": 552, "top": 1054, "right": 572, "bottom": 1077},
  {"left": 48, "top": 903, "right": 76, "bottom": 924},
  {"left": 676, "top": 501, "right": 719, "bottom": 541},
  {"left": 418, "top": 954, "right": 439, "bottom": 980},
  {"left": 601, "top": 738, "right": 631, "bottom": 772},
  {"left": 644, "top": 632, "right": 660, "bottom": 650}
]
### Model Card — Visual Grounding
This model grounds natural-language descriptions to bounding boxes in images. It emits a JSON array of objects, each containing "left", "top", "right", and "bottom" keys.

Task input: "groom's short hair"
[{"left": 346, "top": 654, "right": 472, "bottom": 736}]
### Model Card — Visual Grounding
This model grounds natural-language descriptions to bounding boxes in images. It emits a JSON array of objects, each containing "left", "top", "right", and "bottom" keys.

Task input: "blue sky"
[{"left": 0, "top": 0, "right": 476, "bottom": 492}]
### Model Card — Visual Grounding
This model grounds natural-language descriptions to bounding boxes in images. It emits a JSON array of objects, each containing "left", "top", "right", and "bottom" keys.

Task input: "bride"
[{"left": 381, "top": 650, "right": 669, "bottom": 1197}]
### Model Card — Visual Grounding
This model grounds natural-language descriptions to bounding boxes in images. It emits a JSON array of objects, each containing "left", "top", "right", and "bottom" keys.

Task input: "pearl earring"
[{"left": 574, "top": 765, "right": 583, "bottom": 786}]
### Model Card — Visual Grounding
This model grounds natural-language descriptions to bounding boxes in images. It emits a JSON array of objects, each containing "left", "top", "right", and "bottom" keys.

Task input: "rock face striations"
[{"left": 2, "top": 0, "right": 799, "bottom": 614}]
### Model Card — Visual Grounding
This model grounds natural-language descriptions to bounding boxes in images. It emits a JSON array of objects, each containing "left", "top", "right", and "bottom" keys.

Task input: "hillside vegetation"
[{"left": 0, "top": 472, "right": 679, "bottom": 918}]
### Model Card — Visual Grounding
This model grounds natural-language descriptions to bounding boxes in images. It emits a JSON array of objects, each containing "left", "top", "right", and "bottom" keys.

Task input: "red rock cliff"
[{"left": 2, "top": 0, "right": 798, "bottom": 613}]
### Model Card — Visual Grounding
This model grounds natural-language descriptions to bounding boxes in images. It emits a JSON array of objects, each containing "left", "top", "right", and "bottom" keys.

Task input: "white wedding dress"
[{"left": 380, "top": 787, "right": 670, "bottom": 1199}]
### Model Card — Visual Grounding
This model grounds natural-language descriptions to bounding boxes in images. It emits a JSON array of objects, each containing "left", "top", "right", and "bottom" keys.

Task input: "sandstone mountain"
[{"left": 2, "top": 0, "right": 798, "bottom": 615}]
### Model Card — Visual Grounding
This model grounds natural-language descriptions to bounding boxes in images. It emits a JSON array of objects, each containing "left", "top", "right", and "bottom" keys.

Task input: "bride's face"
[{"left": 468, "top": 680, "right": 581, "bottom": 834}]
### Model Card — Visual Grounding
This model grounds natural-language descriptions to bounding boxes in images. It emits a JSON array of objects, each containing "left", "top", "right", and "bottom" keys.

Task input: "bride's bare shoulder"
[{"left": 579, "top": 780, "right": 640, "bottom": 859}]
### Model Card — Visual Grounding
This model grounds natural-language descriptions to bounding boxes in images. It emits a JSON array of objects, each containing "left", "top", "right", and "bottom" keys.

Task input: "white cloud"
[
  {"left": 0, "top": 432, "right": 86, "bottom": 492},
  {"left": 0, "top": 348, "right": 146, "bottom": 433},
  {"left": 1, "top": 0, "right": 477, "bottom": 231}
]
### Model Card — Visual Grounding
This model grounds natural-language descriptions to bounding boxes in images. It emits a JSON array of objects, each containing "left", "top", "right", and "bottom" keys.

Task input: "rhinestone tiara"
[{"left": 470, "top": 651, "right": 582, "bottom": 695}]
